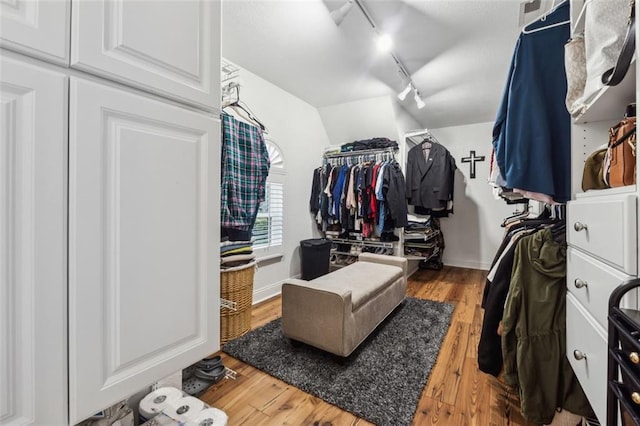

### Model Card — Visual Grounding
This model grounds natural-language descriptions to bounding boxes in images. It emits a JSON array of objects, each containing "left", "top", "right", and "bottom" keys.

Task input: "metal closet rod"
[{"left": 323, "top": 147, "right": 398, "bottom": 159}]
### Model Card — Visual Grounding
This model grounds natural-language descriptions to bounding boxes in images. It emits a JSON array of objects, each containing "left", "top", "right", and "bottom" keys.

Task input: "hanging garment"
[
  {"left": 492, "top": 1, "right": 571, "bottom": 203},
  {"left": 478, "top": 228, "right": 535, "bottom": 376},
  {"left": 221, "top": 114, "right": 270, "bottom": 231},
  {"left": 382, "top": 161, "right": 409, "bottom": 228},
  {"left": 309, "top": 167, "right": 322, "bottom": 215},
  {"left": 405, "top": 142, "right": 456, "bottom": 212},
  {"left": 501, "top": 228, "right": 591, "bottom": 423}
]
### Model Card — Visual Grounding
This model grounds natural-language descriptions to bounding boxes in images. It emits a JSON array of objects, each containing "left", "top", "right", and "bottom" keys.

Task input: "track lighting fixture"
[
  {"left": 414, "top": 89, "right": 426, "bottom": 109},
  {"left": 330, "top": 0, "right": 355, "bottom": 26},
  {"left": 329, "top": 0, "right": 426, "bottom": 110},
  {"left": 398, "top": 83, "right": 412, "bottom": 101},
  {"left": 376, "top": 33, "right": 393, "bottom": 52}
]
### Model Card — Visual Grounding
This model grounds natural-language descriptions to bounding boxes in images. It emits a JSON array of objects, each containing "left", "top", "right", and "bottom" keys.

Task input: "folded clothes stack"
[{"left": 220, "top": 239, "right": 255, "bottom": 269}]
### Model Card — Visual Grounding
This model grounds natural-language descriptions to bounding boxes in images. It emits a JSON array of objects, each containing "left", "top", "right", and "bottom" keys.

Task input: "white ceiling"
[{"left": 222, "top": 0, "right": 554, "bottom": 129}]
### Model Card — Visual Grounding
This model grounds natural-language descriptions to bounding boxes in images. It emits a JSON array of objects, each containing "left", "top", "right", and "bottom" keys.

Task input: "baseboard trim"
[
  {"left": 443, "top": 260, "right": 490, "bottom": 271},
  {"left": 253, "top": 274, "right": 301, "bottom": 304}
]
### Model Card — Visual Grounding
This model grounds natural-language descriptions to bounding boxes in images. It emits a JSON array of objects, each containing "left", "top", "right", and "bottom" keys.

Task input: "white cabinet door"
[
  {"left": 0, "top": 0, "right": 70, "bottom": 65},
  {"left": 68, "top": 77, "right": 220, "bottom": 424},
  {"left": 1, "top": 57, "right": 68, "bottom": 425},
  {"left": 70, "top": 0, "right": 220, "bottom": 112}
]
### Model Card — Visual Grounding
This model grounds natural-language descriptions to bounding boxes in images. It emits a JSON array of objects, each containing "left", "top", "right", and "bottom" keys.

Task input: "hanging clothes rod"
[{"left": 323, "top": 146, "right": 398, "bottom": 159}]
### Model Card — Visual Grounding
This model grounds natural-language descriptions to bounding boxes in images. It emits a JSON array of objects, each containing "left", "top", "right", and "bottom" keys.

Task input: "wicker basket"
[{"left": 220, "top": 261, "right": 256, "bottom": 344}]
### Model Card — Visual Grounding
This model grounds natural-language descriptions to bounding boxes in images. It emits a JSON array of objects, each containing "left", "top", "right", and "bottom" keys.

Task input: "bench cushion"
[{"left": 312, "top": 261, "right": 403, "bottom": 310}]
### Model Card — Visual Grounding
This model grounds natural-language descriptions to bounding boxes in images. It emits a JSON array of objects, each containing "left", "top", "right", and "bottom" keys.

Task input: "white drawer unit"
[
  {"left": 567, "top": 193, "right": 637, "bottom": 275},
  {"left": 566, "top": 293, "right": 608, "bottom": 425},
  {"left": 567, "top": 247, "right": 636, "bottom": 329}
]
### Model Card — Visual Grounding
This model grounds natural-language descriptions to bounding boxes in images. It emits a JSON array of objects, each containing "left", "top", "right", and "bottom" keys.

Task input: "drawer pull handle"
[
  {"left": 632, "top": 392, "right": 640, "bottom": 405},
  {"left": 574, "top": 279, "right": 588, "bottom": 289},
  {"left": 573, "top": 222, "right": 588, "bottom": 232},
  {"left": 573, "top": 350, "right": 587, "bottom": 361},
  {"left": 630, "top": 352, "right": 640, "bottom": 364}
]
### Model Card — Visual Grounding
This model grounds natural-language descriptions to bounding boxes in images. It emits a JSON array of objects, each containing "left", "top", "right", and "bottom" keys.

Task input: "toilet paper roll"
[
  {"left": 138, "top": 387, "right": 183, "bottom": 420},
  {"left": 193, "top": 408, "right": 228, "bottom": 426},
  {"left": 164, "top": 396, "right": 205, "bottom": 423}
]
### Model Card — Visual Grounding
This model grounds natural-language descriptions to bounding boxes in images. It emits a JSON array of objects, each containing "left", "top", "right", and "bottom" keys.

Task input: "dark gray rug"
[{"left": 222, "top": 297, "right": 454, "bottom": 426}]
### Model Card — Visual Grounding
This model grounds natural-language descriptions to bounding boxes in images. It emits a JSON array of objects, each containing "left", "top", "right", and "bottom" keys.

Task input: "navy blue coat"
[{"left": 492, "top": 1, "right": 571, "bottom": 203}]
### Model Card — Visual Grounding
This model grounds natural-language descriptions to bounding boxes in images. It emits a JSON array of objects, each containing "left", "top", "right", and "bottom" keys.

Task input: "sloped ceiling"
[{"left": 222, "top": 0, "right": 555, "bottom": 129}]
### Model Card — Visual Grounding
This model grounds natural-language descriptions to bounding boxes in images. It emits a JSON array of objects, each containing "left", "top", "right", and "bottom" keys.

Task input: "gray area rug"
[{"left": 222, "top": 297, "right": 454, "bottom": 426}]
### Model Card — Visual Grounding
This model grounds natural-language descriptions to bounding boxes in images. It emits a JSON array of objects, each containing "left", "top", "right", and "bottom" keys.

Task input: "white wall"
[
  {"left": 318, "top": 96, "right": 400, "bottom": 145},
  {"left": 428, "top": 122, "right": 514, "bottom": 270},
  {"left": 225, "top": 62, "right": 330, "bottom": 303}
]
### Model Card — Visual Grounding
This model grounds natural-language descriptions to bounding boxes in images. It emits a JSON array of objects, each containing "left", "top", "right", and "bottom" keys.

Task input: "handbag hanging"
[
  {"left": 602, "top": 0, "right": 636, "bottom": 86},
  {"left": 565, "top": 2, "right": 587, "bottom": 116},
  {"left": 604, "top": 114, "right": 636, "bottom": 187},
  {"left": 570, "top": 0, "right": 629, "bottom": 116}
]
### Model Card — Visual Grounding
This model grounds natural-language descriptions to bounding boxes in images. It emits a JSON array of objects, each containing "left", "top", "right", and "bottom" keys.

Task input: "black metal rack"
[{"left": 608, "top": 278, "right": 640, "bottom": 426}]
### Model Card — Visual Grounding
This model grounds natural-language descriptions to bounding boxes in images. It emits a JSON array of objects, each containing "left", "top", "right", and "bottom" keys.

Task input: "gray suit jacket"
[{"left": 405, "top": 142, "right": 455, "bottom": 210}]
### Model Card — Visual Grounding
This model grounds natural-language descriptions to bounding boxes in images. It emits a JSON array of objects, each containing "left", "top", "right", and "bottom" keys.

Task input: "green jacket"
[{"left": 502, "top": 228, "right": 592, "bottom": 424}]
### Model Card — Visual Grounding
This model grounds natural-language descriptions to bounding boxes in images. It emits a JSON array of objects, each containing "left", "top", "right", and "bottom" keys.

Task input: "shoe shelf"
[
  {"left": 403, "top": 247, "right": 440, "bottom": 261},
  {"left": 327, "top": 237, "right": 395, "bottom": 249},
  {"left": 403, "top": 230, "right": 440, "bottom": 244},
  {"left": 331, "top": 250, "right": 359, "bottom": 257}
]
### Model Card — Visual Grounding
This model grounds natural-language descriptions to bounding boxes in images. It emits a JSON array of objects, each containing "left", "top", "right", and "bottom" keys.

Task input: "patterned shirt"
[{"left": 221, "top": 114, "right": 270, "bottom": 231}]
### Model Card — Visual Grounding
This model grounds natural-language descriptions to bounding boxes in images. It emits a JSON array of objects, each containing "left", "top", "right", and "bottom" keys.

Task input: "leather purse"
[
  {"left": 581, "top": 147, "right": 608, "bottom": 191},
  {"left": 605, "top": 115, "right": 636, "bottom": 187}
]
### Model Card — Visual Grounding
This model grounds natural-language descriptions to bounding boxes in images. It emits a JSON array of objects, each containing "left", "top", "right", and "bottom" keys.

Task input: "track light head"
[
  {"left": 376, "top": 33, "right": 393, "bottom": 52},
  {"left": 330, "top": 0, "right": 355, "bottom": 26},
  {"left": 398, "top": 83, "right": 412, "bottom": 101},
  {"left": 414, "top": 89, "right": 426, "bottom": 109}
]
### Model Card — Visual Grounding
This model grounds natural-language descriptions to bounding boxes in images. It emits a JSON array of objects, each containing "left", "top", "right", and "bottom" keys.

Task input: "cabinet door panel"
[
  {"left": 70, "top": 0, "right": 220, "bottom": 112},
  {"left": 69, "top": 78, "right": 220, "bottom": 424},
  {"left": 0, "top": 0, "right": 70, "bottom": 65},
  {"left": 0, "top": 56, "right": 67, "bottom": 425}
]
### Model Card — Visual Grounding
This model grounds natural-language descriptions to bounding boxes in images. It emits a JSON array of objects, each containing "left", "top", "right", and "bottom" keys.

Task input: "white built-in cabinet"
[
  {"left": 565, "top": 1, "right": 639, "bottom": 423},
  {"left": 70, "top": 0, "right": 220, "bottom": 111},
  {"left": 1, "top": 55, "right": 68, "bottom": 426},
  {"left": 1, "top": 1, "right": 221, "bottom": 424},
  {"left": 0, "top": 0, "right": 71, "bottom": 65}
]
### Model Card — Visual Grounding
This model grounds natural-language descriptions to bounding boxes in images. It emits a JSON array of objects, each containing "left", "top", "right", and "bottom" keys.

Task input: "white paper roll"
[
  {"left": 138, "top": 387, "right": 183, "bottom": 420},
  {"left": 193, "top": 408, "right": 228, "bottom": 426},
  {"left": 164, "top": 396, "right": 205, "bottom": 423}
]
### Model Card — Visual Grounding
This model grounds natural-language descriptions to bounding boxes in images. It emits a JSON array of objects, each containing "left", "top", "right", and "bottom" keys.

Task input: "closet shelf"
[
  {"left": 323, "top": 146, "right": 397, "bottom": 159},
  {"left": 403, "top": 230, "right": 440, "bottom": 243},
  {"left": 327, "top": 237, "right": 394, "bottom": 249},
  {"left": 330, "top": 250, "right": 359, "bottom": 257},
  {"left": 577, "top": 185, "right": 637, "bottom": 199},
  {"left": 574, "top": 61, "right": 636, "bottom": 124}
]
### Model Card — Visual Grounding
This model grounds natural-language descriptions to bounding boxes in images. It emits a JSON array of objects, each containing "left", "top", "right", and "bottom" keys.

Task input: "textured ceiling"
[{"left": 222, "top": 0, "right": 554, "bottom": 129}]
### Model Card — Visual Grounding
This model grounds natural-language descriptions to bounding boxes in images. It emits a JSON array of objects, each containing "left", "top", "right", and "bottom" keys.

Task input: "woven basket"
[{"left": 220, "top": 261, "right": 256, "bottom": 344}]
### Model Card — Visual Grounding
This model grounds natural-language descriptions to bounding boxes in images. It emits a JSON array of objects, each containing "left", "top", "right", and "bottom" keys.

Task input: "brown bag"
[
  {"left": 605, "top": 116, "right": 636, "bottom": 187},
  {"left": 582, "top": 148, "right": 608, "bottom": 191}
]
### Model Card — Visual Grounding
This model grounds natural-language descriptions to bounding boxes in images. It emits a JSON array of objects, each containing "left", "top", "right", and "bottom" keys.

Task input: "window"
[
  {"left": 252, "top": 140, "right": 285, "bottom": 252},
  {"left": 253, "top": 182, "right": 284, "bottom": 249}
]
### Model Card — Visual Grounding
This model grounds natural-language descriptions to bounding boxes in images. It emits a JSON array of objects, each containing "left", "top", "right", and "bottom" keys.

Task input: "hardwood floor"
[{"left": 200, "top": 266, "right": 577, "bottom": 425}]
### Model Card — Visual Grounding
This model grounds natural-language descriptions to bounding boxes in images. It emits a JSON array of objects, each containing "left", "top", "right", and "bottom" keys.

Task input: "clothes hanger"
[
  {"left": 501, "top": 203, "right": 530, "bottom": 227},
  {"left": 222, "top": 85, "right": 268, "bottom": 132},
  {"left": 522, "top": 0, "right": 569, "bottom": 34}
]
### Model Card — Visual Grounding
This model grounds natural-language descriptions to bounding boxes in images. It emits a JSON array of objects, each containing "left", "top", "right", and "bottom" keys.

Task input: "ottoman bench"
[{"left": 281, "top": 252, "right": 408, "bottom": 357}]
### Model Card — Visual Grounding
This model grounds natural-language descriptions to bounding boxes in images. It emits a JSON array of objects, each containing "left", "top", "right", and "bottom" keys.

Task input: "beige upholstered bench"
[{"left": 281, "top": 253, "right": 408, "bottom": 357}]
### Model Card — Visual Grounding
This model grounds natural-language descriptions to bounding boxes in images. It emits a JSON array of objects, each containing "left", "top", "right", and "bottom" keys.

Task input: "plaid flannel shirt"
[{"left": 221, "top": 114, "right": 270, "bottom": 230}]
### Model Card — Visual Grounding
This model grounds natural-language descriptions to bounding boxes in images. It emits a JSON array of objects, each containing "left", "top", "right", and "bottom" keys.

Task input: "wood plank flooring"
[{"left": 200, "top": 266, "right": 572, "bottom": 425}]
